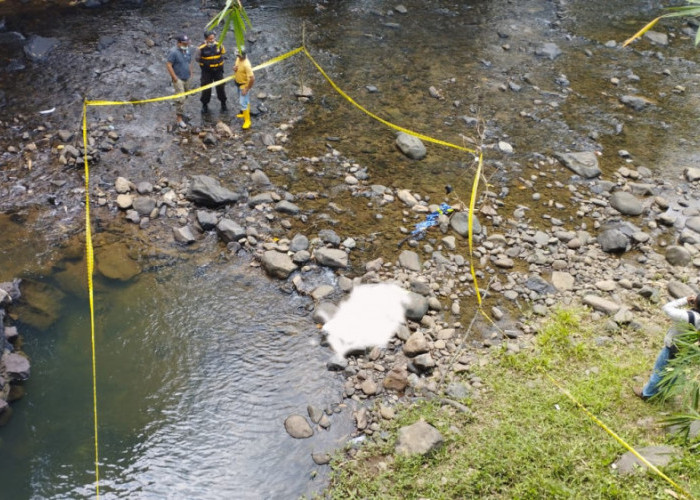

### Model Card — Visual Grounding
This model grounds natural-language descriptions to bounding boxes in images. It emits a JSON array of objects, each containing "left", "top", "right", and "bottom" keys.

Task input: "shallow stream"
[{"left": 2, "top": 0, "right": 700, "bottom": 498}]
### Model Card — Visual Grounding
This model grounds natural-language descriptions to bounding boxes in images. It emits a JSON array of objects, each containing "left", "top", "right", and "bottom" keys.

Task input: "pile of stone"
[{"left": 0, "top": 279, "right": 29, "bottom": 426}]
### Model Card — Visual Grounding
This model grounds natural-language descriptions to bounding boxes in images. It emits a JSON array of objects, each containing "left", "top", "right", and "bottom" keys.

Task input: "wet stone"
[{"left": 284, "top": 415, "right": 313, "bottom": 439}]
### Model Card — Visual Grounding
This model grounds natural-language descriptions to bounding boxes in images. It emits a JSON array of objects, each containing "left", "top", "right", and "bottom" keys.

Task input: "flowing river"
[{"left": 1, "top": 0, "right": 699, "bottom": 498}]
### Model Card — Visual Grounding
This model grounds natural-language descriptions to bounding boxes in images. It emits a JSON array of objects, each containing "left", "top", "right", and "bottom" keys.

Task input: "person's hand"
[
  {"left": 172, "top": 76, "right": 178, "bottom": 84},
  {"left": 233, "top": 64, "right": 238, "bottom": 72},
  {"left": 242, "top": 87, "right": 248, "bottom": 96},
  {"left": 687, "top": 295, "right": 696, "bottom": 306}
]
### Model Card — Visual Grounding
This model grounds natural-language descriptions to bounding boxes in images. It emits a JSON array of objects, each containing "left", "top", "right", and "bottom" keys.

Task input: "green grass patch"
[{"left": 327, "top": 308, "right": 700, "bottom": 499}]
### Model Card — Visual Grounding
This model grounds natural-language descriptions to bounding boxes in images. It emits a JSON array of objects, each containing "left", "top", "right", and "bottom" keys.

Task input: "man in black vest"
[{"left": 195, "top": 31, "right": 227, "bottom": 113}]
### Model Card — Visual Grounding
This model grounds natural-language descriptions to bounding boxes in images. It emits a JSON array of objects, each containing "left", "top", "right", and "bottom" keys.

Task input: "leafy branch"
[
  {"left": 206, "top": 0, "right": 252, "bottom": 51},
  {"left": 655, "top": 326, "right": 700, "bottom": 443},
  {"left": 623, "top": 0, "right": 700, "bottom": 47}
]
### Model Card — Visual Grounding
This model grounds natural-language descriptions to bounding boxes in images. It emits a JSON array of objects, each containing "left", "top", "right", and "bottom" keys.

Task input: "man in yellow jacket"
[{"left": 233, "top": 47, "right": 255, "bottom": 129}]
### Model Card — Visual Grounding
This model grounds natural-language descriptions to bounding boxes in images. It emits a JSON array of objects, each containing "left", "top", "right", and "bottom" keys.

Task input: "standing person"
[
  {"left": 195, "top": 31, "right": 227, "bottom": 113},
  {"left": 233, "top": 46, "right": 255, "bottom": 130},
  {"left": 634, "top": 294, "right": 700, "bottom": 400},
  {"left": 166, "top": 34, "right": 194, "bottom": 129}
]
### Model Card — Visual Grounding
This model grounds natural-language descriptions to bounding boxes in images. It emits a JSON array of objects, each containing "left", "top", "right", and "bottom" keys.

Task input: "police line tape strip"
[
  {"left": 81, "top": 102, "right": 101, "bottom": 499},
  {"left": 544, "top": 371, "right": 696, "bottom": 500},
  {"left": 81, "top": 44, "right": 693, "bottom": 499}
]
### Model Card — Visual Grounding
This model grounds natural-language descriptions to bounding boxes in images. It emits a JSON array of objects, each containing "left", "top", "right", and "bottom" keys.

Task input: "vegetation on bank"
[{"left": 327, "top": 308, "right": 700, "bottom": 499}]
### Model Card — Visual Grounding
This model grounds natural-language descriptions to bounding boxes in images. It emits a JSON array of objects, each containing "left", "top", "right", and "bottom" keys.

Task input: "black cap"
[{"left": 176, "top": 34, "right": 189, "bottom": 43}]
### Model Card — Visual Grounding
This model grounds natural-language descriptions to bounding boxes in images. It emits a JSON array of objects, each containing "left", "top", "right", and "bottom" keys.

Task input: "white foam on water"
[{"left": 323, "top": 283, "right": 411, "bottom": 357}]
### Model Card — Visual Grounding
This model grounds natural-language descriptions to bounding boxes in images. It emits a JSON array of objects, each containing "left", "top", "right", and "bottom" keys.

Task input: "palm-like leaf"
[
  {"left": 624, "top": 3, "right": 700, "bottom": 47},
  {"left": 206, "top": 0, "right": 252, "bottom": 52}
]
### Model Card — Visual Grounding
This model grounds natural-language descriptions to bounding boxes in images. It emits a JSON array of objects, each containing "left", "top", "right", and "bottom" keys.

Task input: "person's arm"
[
  {"left": 662, "top": 296, "right": 691, "bottom": 322},
  {"left": 242, "top": 66, "right": 255, "bottom": 94},
  {"left": 166, "top": 61, "right": 178, "bottom": 83}
]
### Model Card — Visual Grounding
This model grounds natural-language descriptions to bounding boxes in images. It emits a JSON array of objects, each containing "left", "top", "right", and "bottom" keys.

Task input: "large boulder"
[{"left": 187, "top": 175, "right": 240, "bottom": 207}]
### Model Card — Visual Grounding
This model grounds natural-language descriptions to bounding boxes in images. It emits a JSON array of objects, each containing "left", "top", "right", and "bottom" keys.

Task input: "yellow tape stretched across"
[
  {"left": 544, "top": 371, "right": 696, "bottom": 500},
  {"left": 82, "top": 103, "right": 100, "bottom": 499},
  {"left": 300, "top": 47, "right": 476, "bottom": 154},
  {"left": 81, "top": 43, "right": 689, "bottom": 499}
]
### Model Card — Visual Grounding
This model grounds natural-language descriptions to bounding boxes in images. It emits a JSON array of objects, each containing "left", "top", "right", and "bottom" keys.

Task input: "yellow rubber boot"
[
  {"left": 236, "top": 109, "right": 245, "bottom": 118},
  {"left": 242, "top": 106, "right": 251, "bottom": 129}
]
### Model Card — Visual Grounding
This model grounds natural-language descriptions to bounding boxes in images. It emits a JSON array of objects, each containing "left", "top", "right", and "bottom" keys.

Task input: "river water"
[{"left": 2, "top": 0, "right": 700, "bottom": 498}]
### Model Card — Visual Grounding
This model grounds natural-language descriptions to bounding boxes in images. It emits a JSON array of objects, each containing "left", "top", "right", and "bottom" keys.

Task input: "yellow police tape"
[
  {"left": 544, "top": 371, "right": 696, "bottom": 500},
  {"left": 80, "top": 44, "right": 693, "bottom": 499},
  {"left": 81, "top": 102, "right": 100, "bottom": 499}
]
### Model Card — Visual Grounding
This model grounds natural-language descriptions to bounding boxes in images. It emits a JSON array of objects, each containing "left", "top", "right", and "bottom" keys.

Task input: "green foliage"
[
  {"left": 625, "top": 0, "right": 700, "bottom": 47},
  {"left": 206, "top": 0, "right": 252, "bottom": 51},
  {"left": 654, "top": 326, "right": 700, "bottom": 441},
  {"left": 328, "top": 309, "right": 700, "bottom": 499}
]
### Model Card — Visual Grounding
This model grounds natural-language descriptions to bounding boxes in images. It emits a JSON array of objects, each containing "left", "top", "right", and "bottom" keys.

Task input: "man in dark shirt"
[
  {"left": 195, "top": 31, "right": 227, "bottom": 113},
  {"left": 166, "top": 34, "right": 193, "bottom": 128}
]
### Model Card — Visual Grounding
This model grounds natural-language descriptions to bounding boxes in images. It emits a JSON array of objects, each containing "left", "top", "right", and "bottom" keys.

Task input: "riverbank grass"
[{"left": 328, "top": 308, "right": 700, "bottom": 499}]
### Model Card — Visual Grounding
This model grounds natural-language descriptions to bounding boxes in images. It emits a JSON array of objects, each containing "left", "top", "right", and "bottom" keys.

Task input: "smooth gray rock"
[
  {"left": 412, "top": 353, "right": 435, "bottom": 371},
  {"left": 666, "top": 246, "right": 691, "bottom": 267},
  {"left": 395, "top": 420, "right": 444, "bottom": 456},
  {"left": 132, "top": 196, "right": 156, "bottom": 216},
  {"left": 3, "top": 352, "right": 30, "bottom": 381},
  {"left": 551, "top": 271, "right": 574, "bottom": 291},
  {"left": 404, "top": 292, "right": 429, "bottom": 321},
  {"left": 668, "top": 280, "right": 695, "bottom": 299},
  {"left": 284, "top": 415, "right": 313, "bottom": 439},
  {"left": 248, "top": 192, "right": 274, "bottom": 207},
  {"left": 261, "top": 251, "right": 297, "bottom": 279},
  {"left": 275, "top": 200, "right": 300, "bottom": 215},
  {"left": 614, "top": 445, "right": 678, "bottom": 475},
  {"left": 686, "top": 216, "right": 700, "bottom": 234},
  {"left": 251, "top": 169, "right": 271, "bottom": 186},
  {"left": 172, "top": 226, "right": 196, "bottom": 244},
  {"left": 314, "top": 248, "right": 348, "bottom": 268},
  {"left": 396, "top": 132, "right": 426, "bottom": 160},
  {"left": 398, "top": 250, "right": 421, "bottom": 271},
  {"left": 196, "top": 210, "right": 218, "bottom": 230},
  {"left": 216, "top": 219, "right": 246, "bottom": 242},
  {"left": 450, "top": 211, "right": 481, "bottom": 237},
  {"left": 290, "top": 234, "right": 309, "bottom": 252},
  {"left": 610, "top": 191, "right": 643, "bottom": 216},
  {"left": 597, "top": 229, "right": 629, "bottom": 253},
  {"left": 583, "top": 295, "right": 620, "bottom": 314},
  {"left": 318, "top": 229, "right": 341, "bottom": 246},
  {"left": 555, "top": 151, "right": 601, "bottom": 179},
  {"left": 187, "top": 175, "right": 240, "bottom": 207}
]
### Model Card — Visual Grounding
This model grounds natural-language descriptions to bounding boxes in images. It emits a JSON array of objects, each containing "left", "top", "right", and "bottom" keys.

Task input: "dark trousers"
[{"left": 200, "top": 68, "right": 226, "bottom": 105}]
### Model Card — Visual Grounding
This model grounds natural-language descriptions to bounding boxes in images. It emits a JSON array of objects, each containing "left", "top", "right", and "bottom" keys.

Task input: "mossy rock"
[{"left": 95, "top": 243, "right": 140, "bottom": 281}]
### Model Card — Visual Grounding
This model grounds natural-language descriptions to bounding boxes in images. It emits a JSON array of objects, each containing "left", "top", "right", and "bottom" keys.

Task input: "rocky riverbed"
[{"left": 3, "top": 0, "right": 700, "bottom": 493}]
